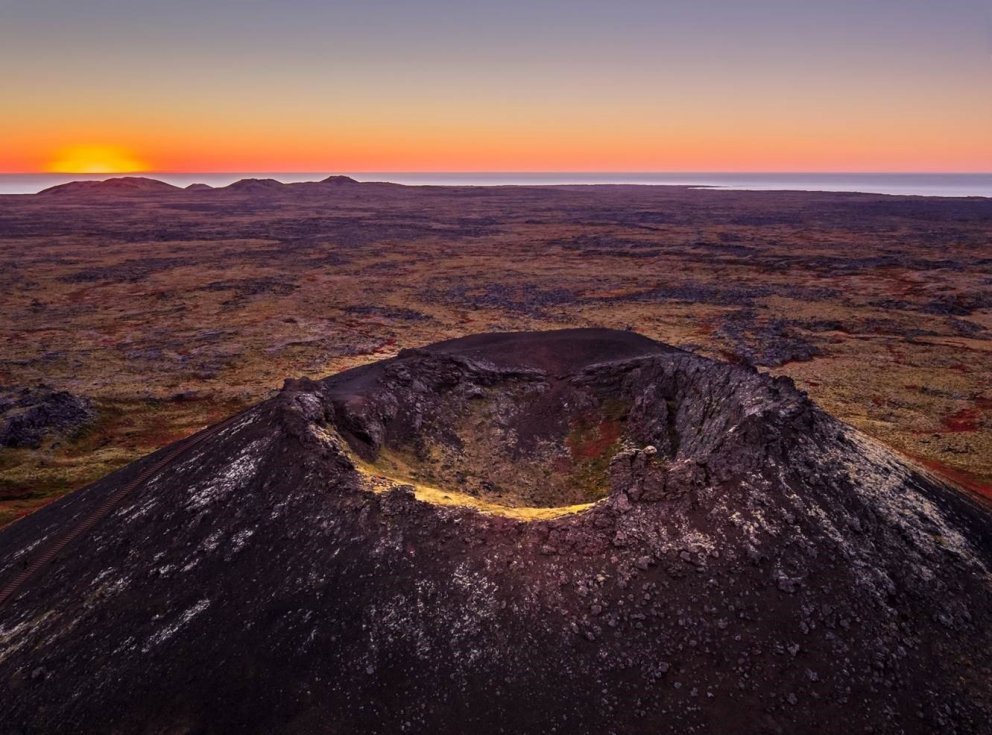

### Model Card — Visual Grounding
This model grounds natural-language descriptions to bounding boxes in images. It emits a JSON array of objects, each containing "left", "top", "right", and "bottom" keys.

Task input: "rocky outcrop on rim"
[{"left": 0, "top": 329, "right": 989, "bottom": 734}]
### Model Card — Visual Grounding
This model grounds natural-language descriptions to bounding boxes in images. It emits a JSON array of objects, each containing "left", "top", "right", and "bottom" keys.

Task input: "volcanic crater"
[
  {"left": 327, "top": 330, "right": 802, "bottom": 518},
  {"left": 1, "top": 329, "right": 991, "bottom": 734}
]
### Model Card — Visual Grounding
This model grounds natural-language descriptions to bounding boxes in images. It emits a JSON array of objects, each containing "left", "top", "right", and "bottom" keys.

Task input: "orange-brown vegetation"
[{"left": 1, "top": 180, "right": 990, "bottom": 521}]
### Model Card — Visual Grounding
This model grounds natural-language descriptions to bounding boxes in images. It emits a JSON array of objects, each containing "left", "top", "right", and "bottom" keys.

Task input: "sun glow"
[{"left": 45, "top": 145, "right": 149, "bottom": 174}]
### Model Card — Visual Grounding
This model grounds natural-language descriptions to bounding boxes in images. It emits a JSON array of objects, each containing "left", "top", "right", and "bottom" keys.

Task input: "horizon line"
[{"left": 5, "top": 170, "right": 992, "bottom": 177}]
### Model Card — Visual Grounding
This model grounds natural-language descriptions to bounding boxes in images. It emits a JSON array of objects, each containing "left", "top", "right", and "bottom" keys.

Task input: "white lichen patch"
[
  {"left": 842, "top": 428, "right": 989, "bottom": 577},
  {"left": 309, "top": 424, "right": 349, "bottom": 455},
  {"left": 446, "top": 563, "right": 500, "bottom": 663},
  {"left": 202, "top": 529, "right": 224, "bottom": 552},
  {"left": 213, "top": 412, "right": 259, "bottom": 442},
  {"left": 142, "top": 598, "right": 211, "bottom": 652},
  {"left": 87, "top": 566, "right": 134, "bottom": 598},
  {"left": 185, "top": 438, "right": 269, "bottom": 510},
  {"left": 167, "top": 413, "right": 258, "bottom": 477},
  {"left": 114, "top": 495, "right": 159, "bottom": 524},
  {"left": 170, "top": 447, "right": 209, "bottom": 476},
  {"left": 1, "top": 536, "right": 45, "bottom": 567},
  {"left": 0, "top": 611, "right": 55, "bottom": 665},
  {"left": 229, "top": 528, "right": 255, "bottom": 553},
  {"left": 294, "top": 392, "right": 325, "bottom": 419}
]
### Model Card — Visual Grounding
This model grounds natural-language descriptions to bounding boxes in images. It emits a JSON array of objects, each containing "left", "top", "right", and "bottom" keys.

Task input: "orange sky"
[
  {"left": 3, "top": 1, "right": 991, "bottom": 173},
  {"left": 10, "top": 105, "right": 990, "bottom": 174}
]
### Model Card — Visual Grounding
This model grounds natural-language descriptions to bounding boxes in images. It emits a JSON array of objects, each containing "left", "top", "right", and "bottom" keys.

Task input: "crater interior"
[{"left": 320, "top": 328, "right": 795, "bottom": 517}]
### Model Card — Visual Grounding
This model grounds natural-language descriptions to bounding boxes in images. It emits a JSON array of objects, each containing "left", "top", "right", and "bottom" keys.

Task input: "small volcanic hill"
[
  {"left": 35, "top": 174, "right": 364, "bottom": 198},
  {"left": 1, "top": 329, "right": 990, "bottom": 734},
  {"left": 321, "top": 175, "right": 360, "bottom": 185},
  {"left": 37, "top": 176, "right": 181, "bottom": 196},
  {"left": 220, "top": 177, "right": 288, "bottom": 193}
]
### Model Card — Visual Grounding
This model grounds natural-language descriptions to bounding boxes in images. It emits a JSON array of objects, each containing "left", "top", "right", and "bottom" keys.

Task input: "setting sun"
[{"left": 44, "top": 145, "right": 149, "bottom": 174}]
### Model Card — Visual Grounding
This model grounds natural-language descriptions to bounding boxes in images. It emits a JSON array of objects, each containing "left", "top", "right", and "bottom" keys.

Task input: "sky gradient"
[{"left": 2, "top": 0, "right": 991, "bottom": 173}]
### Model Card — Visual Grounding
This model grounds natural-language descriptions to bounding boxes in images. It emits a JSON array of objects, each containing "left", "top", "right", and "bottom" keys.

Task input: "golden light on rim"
[{"left": 45, "top": 145, "right": 150, "bottom": 174}]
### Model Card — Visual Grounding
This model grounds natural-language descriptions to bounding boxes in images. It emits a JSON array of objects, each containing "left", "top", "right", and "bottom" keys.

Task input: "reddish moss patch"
[
  {"left": 943, "top": 408, "right": 981, "bottom": 433},
  {"left": 941, "top": 398, "right": 991, "bottom": 433},
  {"left": 568, "top": 417, "right": 622, "bottom": 460},
  {"left": 908, "top": 453, "right": 992, "bottom": 503}
]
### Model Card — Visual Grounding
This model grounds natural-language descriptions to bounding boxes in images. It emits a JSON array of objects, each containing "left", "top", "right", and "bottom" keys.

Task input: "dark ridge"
[
  {"left": 36, "top": 177, "right": 181, "bottom": 196},
  {"left": 220, "top": 177, "right": 287, "bottom": 193},
  {"left": 416, "top": 327, "right": 675, "bottom": 372},
  {"left": 320, "top": 175, "right": 360, "bottom": 185}
]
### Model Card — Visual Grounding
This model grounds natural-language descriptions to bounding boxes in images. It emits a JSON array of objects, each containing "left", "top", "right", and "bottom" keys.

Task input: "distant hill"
[
  {"left": 36, "top": 175, "right": 369, "bottom": 198},
  {"left": 37, "top": 177, "right": 182, "bottom": 196},
  {"left": 219, "top": 177, "right": 287, "bottom": 193},
  {"left": 320, "top": 175, "right": 359, "bottom": 185},
  {"left": 221, "top": 176, "right": 361, "bottom": 193}
]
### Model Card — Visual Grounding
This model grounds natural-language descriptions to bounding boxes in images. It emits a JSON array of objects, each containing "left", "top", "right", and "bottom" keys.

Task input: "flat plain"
[{"left": 1, "top": 178, "right": 990, "bottom": 525}]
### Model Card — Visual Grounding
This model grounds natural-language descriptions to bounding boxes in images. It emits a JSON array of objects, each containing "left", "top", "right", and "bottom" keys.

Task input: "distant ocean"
[{"left": 1, "top": 172, "right": 991, "bottom": 198}]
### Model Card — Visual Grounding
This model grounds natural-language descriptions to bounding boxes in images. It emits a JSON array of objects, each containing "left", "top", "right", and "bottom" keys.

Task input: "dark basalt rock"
[
  {"left": 718, "top": 309, "right": 821, "bottom": 367},
  {"left": 0, "top": 329, "right": 990, "bottom": 734},
  {"left": 0, "top": 386, "right": 95, "bottom": 449}
]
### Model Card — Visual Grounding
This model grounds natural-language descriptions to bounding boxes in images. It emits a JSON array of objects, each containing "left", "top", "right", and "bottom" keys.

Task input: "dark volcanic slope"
[{"left": 1, "top": 329, "right": 991, "bottom": 734}]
